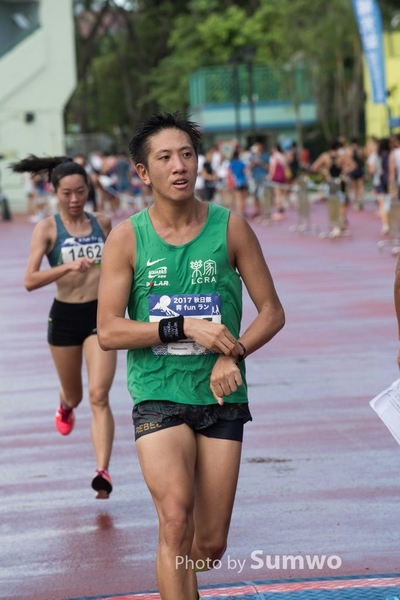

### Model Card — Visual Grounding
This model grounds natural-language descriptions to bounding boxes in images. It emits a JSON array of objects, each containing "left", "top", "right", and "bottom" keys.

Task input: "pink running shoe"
[
  {"left": 55, "top": 405, "right": 75, "bottom": 436},
  {"left": 91, "top": 469, "right": 113, "bottom": 499}
]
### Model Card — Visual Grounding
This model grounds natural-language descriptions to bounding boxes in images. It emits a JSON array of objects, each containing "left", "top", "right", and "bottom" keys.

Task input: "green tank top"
[{"left": 127, "top": 203, "right": 247, "bottom": 406}]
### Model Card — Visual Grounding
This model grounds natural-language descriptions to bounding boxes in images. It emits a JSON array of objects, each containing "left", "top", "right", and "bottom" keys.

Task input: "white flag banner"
[{"left": 370, "top": 378, "right": 400, "bottom": 445}]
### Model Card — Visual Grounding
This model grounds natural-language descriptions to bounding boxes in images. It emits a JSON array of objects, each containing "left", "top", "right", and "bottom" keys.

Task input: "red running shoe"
[
  {"left": 55, "top": 405, "right": 75, "bottom": 436},
  {"left": 91, "top": 469, "right": 113, "bottom": 499}
]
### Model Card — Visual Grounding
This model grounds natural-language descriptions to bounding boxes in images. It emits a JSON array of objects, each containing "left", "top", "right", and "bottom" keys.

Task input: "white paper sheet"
[{"left": 370, "top": 378, "right": 400, "bottom": 445}]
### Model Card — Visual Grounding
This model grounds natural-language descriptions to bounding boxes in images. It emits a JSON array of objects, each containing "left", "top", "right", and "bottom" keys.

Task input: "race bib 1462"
[{"left": 60, "top": 236, "right": 104, "bottom": 264}]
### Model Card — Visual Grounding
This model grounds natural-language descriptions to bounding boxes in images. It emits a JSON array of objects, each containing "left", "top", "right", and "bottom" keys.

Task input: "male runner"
[{"left": 97, "top": 112, "right": 285, "bottom": 600}]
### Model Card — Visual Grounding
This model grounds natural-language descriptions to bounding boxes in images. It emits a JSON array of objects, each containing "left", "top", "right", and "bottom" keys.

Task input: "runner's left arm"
[
  {"left": 230, "top": 212, "right": 285, "bottom": 354},
  {"left": 209, "top": 213, "right": 285, "bottom": 403}
]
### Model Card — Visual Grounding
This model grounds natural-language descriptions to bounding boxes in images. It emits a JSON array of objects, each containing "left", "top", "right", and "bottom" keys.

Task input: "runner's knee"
[
  {"left": 89, "top": 386, "right": 110, "bottom": 409},
  {"left": 195, "top": 537, "right": 227, "bottom": 562},
  {"left": 159, "top": 509, "right": 194, "bottom": 550}
]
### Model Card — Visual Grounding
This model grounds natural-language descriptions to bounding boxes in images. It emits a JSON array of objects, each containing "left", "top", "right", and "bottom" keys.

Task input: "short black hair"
[
  {"left": 10, "top": 155, "right": 89, "bottom": 190},
  {"left": 330, "top": 141, "right": 341, "bottom": 151},
  {"left": 128, "top": 111, "right": 201, "bottom": 167}
]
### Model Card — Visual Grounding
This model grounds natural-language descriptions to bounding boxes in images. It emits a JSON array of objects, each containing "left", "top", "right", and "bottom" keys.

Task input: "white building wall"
[{"left": 0, "top": 0, "right": 76, "bottom": 211}]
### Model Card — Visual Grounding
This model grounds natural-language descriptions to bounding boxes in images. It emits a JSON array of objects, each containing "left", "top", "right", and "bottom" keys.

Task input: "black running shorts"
[
  {"left": 47, "top": 298, "right": 98, "bottom": 346},
  {"left": 132, "top": 400, "right": 252, "bottom": 442}
]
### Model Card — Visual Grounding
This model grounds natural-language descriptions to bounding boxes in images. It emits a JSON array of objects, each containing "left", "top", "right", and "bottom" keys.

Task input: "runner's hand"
[
  {"left": 210, "top": 356, "right": 243, "bottom": 405},
  {"left": 184, "top": 318, "right": 242, "bottom": 357},
  {"left": 69, "top": 257, "right": 95, "bottom": 273}
]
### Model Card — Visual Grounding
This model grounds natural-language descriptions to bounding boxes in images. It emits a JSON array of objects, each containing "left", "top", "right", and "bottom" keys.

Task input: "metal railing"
[{"left": 189, "top": 64, "right": 313, "bottom": 106}]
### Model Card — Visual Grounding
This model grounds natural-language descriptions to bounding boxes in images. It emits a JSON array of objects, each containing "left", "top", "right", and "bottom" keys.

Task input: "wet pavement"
[{"left": 1, "top": 201, "right": 400, "bottom": 600}]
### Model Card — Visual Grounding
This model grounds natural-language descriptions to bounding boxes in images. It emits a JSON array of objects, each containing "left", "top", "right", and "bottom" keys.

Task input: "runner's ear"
[{"left": 135, "top": 163, "right": 151, "bottom": 186}]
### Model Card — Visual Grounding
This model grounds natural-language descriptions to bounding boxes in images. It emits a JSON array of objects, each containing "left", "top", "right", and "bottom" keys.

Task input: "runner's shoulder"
[
  {"left": 105, "top": 217, "right": 135, "bottom": 247},
  {"left": 32, "top": 214, "right": 56, "bottom": 238},
  {"left": 227, "top": 210, "right": 254, "bottom": 244}
]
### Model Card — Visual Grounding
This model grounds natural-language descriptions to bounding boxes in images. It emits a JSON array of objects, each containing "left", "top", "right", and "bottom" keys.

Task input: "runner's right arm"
[{"left": 25, "top": 219, "right": 95, "bottom": 291}]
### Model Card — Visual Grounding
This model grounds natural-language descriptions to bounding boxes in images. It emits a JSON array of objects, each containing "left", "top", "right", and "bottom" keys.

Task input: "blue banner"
[{"left": 352, "top": 0, "right": 387, "bottom": 104}]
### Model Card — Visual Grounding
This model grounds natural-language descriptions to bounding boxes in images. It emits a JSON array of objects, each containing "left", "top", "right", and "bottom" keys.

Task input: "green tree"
[
  {"left": 67, "top": 0, "right": 190, "bottom": 139},
  {"left": 148, "top": 0, "right": 364, "bottom": 141},
  {"left": 66, "top": 0, "right": 400, "bottom": 145}
]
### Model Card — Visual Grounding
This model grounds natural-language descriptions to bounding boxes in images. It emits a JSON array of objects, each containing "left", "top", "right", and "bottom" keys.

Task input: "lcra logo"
[{"left": 190, "top": 259, "right": 217, "bottom": 284}]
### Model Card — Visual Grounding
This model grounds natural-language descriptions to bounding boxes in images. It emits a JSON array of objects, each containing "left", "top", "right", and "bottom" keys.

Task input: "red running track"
[{"left": 1, "top": 202, "right": 400, "bottom": 600}]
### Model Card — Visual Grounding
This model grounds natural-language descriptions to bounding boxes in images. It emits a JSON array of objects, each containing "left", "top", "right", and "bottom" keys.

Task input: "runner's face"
[
  {"left": 57, "top": 174, "right": 88, "bottom": 216},
  {"left": 137, "top": 128, "right": 198, "bottom": 202}
]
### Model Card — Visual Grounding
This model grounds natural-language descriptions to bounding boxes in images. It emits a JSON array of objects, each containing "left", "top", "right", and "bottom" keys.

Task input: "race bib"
[
  {"left": 60, "top": 236, "right": 104, "bottom": 264},
  {"left": 149, "top": 293, "right": 221, "bottom": 356}
]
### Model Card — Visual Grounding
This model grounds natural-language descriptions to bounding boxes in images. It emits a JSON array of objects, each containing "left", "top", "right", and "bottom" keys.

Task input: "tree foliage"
[{"left": 65, "top": 0, "right": 400, "bottom": 146}]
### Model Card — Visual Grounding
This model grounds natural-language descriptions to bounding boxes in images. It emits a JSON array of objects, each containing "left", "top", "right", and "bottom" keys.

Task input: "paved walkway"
[{"left": 1, "top": 201, "right": 400, "bottom": 600}]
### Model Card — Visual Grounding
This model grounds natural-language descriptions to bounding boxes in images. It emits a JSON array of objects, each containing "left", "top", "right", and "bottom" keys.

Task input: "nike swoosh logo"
[{"left": 146, "top": 258, "right": 166, "bottom": 267}]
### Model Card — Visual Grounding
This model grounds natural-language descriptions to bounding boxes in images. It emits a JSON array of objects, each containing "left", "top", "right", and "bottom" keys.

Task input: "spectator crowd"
[{"left": 19, "top": 133, "right": 400, "bottom": 240}]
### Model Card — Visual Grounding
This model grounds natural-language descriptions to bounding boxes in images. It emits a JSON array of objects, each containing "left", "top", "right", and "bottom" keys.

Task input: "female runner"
[{"left": 12, "top": 155, "right": 117, "bottom": 498}]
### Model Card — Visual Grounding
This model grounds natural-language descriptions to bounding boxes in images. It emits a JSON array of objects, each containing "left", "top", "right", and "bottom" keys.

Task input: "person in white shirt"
[
  {"left": 368, "top": 137, "right": 390, "bottom": 234},
  {"left": 195, "top": 152, "right": 206, "bottom": 200}
]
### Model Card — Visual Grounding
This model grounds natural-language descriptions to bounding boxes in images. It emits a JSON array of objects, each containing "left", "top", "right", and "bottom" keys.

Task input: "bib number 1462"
[{"left": 62, "top": 243, "right": 103, "bottom": 263}]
